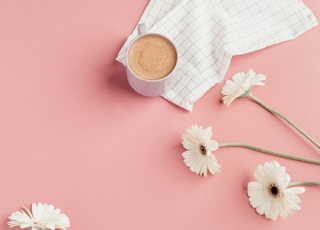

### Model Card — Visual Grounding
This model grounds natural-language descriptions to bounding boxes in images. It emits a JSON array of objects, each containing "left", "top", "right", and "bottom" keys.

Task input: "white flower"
[
  {"left": 182, "top": 125, "right": 221, "bottom": 176},
  {"left": 222, "top": 69, "right": 320, "bottom": 150},
  {"left": 247, "top": 161, "right": 305, "bottom": 220},
  {"left": 8, "top": 202, "right": 70, "bottom": 230},
  {"left": 221, "top": 68, "right": 266, "bottom": 105}
]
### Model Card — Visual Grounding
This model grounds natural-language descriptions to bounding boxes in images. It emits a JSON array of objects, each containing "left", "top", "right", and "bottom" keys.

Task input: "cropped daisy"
[
  {"left": 8, "top": 202, "right": 70, "bottom": 230},
  {"left": 182, "top": 125, "right": 221, "bottom": 176},
  {"left": 221, "top": 68, "right": 320, "bottom": 149},
  {"left": 247, "top": 161, "right": 320, "bottom": 220},
  {"left": 181, "top": 125, "right": 320, "bottom": 176}
]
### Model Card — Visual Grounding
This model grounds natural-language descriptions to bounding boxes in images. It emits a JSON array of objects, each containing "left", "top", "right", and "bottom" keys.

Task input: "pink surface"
[{"left": 0, "top": 1, "right": 319, "bottom": 229}]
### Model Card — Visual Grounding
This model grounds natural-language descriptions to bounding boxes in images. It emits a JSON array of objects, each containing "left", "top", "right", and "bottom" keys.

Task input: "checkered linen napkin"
[{"left": 116, "top": 0, "right": 317, "bottom": 111}]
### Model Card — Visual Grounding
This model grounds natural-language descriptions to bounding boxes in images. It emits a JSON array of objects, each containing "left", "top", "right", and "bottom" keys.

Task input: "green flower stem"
[
  {"left": 247, "top": 93, "right": 320, "bottom": 149},
  {"left": 289, "top": 181, "right": 320, "bottom": 187},
  {"left": 218, "top": 142, "right": 320, "bottom": 165}
]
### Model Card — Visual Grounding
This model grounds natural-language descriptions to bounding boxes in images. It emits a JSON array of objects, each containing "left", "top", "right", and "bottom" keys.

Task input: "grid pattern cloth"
[{"left": 116, "top": 0, "right": 317, "bottom": 111}]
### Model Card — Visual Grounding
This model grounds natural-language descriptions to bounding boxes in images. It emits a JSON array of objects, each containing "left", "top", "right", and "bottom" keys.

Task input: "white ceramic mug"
[{"left": 125, "top": 24, "right": 178, "bottom": 97}]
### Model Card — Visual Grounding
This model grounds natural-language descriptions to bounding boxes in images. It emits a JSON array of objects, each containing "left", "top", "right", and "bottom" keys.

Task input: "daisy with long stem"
[
  {"left": 181, "top": 125, "right": 320, "bottom": 177},
  {"left": 221, "top": 68, "right": 320, "bottom": 149},
  {"left": 247, "top": 160, "right": 320, "bottom": 220}
]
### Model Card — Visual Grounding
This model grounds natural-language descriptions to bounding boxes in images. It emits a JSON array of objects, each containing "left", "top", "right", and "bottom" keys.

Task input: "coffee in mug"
[
  {"left": 127, "top": 34, "right": 177, "bottom": 81},
  {"left": 125, "top": 24, "right": 178, "bottom": 97}
]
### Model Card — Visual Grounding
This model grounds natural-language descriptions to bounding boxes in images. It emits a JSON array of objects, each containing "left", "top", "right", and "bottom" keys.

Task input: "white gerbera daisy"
[
  {"left": 181, "top": 125, "right": 320, "bottom": 177},
  {"left": 221, "top": 68, "right": 266, "bottom": 106},
  {"left": 182, "top": 125, "right": 221, "bottom": 176},
  {"left": 221, "top": 69, "right": 320, "bottom": 149},
  {"left": 247, "top": 161, "right": 305, "bottom": 220},
  {"left": 8, "top": 202, "right": 70, "bottom": 230}
]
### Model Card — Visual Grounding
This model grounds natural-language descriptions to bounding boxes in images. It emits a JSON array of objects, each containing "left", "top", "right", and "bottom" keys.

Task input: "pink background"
[{"left": 0, "top": 1, "right": 319, "bottom": 229}]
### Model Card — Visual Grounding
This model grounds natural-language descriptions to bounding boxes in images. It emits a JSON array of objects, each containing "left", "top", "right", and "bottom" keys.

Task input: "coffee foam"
[{"left": 128, "top": 34, "right": 177, "bottom": 80}]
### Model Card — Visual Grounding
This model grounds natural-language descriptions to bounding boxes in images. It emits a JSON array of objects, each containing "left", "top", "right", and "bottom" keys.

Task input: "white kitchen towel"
[{"left": 116, "top": 0, "right": 317, "bottom": 111}]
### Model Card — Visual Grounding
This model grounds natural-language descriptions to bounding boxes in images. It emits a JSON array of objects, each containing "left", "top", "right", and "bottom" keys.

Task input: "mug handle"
[{"left": 137, "top": 23, "right": 147, "bottom": 35}]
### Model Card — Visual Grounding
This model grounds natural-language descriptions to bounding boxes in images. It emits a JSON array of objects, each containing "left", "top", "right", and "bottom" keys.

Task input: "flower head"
[
  {"left": 182, "top": 125, "right": 221, "bottom": 176},
  {"left": 247, "top": 161, "right": 305, "bottom": 220},
  {"left": 221, "top": 68, "right": 266, "bottom": 105},
  {"left": 8, "top": 202, "right": 70, "bottom": 230}
]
